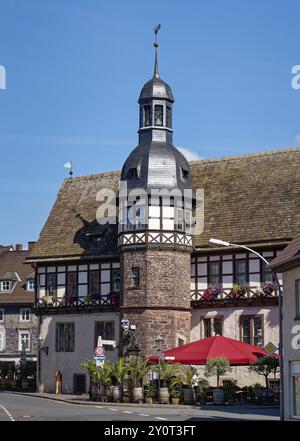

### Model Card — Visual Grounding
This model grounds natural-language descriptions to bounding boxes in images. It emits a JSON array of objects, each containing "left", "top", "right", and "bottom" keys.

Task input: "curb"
[{"left": 8, "top": 392, "right": 279, "bottom": 410}]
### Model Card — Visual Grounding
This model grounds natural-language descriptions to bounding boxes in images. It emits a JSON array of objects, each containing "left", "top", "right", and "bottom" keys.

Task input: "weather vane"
[
  {"left": 64, "top": 161, "right": 74, "bottom": 178},
  {"left": 153, "top": 24, "right": 161, "bottom": 79}
]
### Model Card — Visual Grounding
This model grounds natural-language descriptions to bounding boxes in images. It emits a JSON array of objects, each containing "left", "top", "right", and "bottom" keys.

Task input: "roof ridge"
[
  {"left": 189, "top": 146, "right": 300, "bottom": 165},
  {"left": 63, "top": 170, "right": 120, "bottom": 183}
]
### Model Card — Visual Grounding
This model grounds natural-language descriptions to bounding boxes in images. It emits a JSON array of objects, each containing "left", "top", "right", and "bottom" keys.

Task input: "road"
[{"left": 0, "top": 392, "right": 279, "bottom": 421}]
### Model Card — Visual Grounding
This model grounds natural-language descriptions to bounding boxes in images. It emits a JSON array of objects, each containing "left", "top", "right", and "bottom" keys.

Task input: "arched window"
[{"left": 154, "top": 105, "right": 163, "bottom": 126}]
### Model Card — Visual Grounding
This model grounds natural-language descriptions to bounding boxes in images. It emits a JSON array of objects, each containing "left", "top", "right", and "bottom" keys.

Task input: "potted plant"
[
  {"left": 84, "top": 293, "right": 93, "bottom": 304},
  {"left": 222, "top": 378, "right": 237, "bottom": 404},
  {"left": 204, "top": 357, "right": 231, "bottom": 405},
  {"left": 153, "top": 360, "right": 181, "bottom": 404},
  {"left": 227, "top": 284, "right": 246, "bottom": 299},
  {"left": 196, "top": 378, "right": 210, "bottom": 405},
  {"left": 144, "top": 382, "right": 157, "bottom": 404},
  {"left": 203, "top": 286, "right": 221, "bottom": 301},
  {"left": 129, "top": 357, "right": 151, "bottom": 403},
  {"left": 111, "top": 357, "right": 128, "bottom": 402},
  {"left": 169, "top": 378, "right": 183, "bottom": 405},
  {"left": 181, "top": 365, "right": 198, "bottom": 404},
  {"left": 255, "top": 282, "right": 275, "bottom": 298}
]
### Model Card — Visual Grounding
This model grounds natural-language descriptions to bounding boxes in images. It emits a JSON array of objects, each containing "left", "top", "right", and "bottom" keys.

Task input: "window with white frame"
[
  {"left": 20, "top": 308, "right": 30, "bottom": 321},
  {"left": 18, "top": 331, "right": 30, "bottom": 351},
  {"left": 0, "top": 331, "right": 4, "bottom": 351},
  {"left": 27, "top": 280, "right": 35, "bottom": 291},
  {"left": 0, "top": 309, "right": 4, "bottom": 321},
  {"left": 0, "top": 281, "right": 12, "bottom": 292}
]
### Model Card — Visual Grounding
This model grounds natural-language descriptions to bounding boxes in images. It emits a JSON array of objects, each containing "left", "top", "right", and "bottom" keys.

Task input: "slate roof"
[
  {"left": 29, "top": 147, "right": 300, "bottom": 262},
  {"left": 0, "top": 249, "right": 34, "bottom": 304},
  {"left": 270, "top": 233, "right": 300, "bottom": 271}
]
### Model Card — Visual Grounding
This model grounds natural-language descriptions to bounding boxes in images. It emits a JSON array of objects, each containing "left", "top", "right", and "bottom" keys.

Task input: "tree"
[
  {"left": 204, "top": 357, "right": 231, "bottom": 388},
  {"left": 128, "top": 357, "right": 151, "bottom": 388},
  {"left": 249, "top": 356, "right": 279, "bottom": 388}
]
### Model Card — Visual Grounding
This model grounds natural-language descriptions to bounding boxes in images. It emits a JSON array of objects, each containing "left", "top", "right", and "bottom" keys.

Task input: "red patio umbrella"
[{"left": 149, "top": 336, "right": 276, "bottom": 366}]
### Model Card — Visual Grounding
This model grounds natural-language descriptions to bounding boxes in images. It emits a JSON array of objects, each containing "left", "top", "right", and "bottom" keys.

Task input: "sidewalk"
[{"left": 9, "top": 391, "right": 280, "bottom": 410}]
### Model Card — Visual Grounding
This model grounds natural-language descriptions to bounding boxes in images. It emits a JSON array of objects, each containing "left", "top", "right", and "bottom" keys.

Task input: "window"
[
  {"left": 0, "top": 281, "right": 11, "bottom": 292},
  {"left": 46, "top": 273, "right": 57, "bottom": 297},
  {"left": 66, "top": 271, "right": 77, "bottom": 299},
  {"left": 263, "top": 262, "right": 273, "bottom": 283},
  {"left": 143, "top": 105, "right": 151, "bottom": 127},
  {"left": 292, "top": 362, "right": 300, "bottom": 418},
  {"left": 56, "top": 323, "right": 75, "bottom": 352},
  {"left": 94, "top": 321, "right": 115, "bottom": 349},
  {"left": 89, "top": 270, "right": 100, "bottom": 299},
  {"left": 27, "top": 280, "right": 35, "bottom": 291},
  {"left": 20, "top": 308, "right": 30, "bottom": 321},
  {"left": 203, "top": 317, "right": 223, "bottom": 338},
  {"left": 240, "top": 315, "right": 263, "bottom": 346},
  {"left": 18, "top": 331, "right": 30, "bottom": 352},
  {"left": 177, "top": 338, "right": 185, "bottom": 347},
  {"left": 112, "top": 269, "right": 120, "bottom": 292},
  {"left": 0, "top": 332, "right": 4, "bottom": 351},
  {"left": 132, "top": 267, "right": 140, "bottom": 288},
  {"left": 210, "top": 262, "right": 221, "bottom": 287},
  {"left": 296, "top": 280, "right": 300, "bottom": 318},
  {"left": 154, "top": 105, "right": 163, "bottom": 126},
  {"left": 0, "top": 309, "right": 3, "bottom": 321},
  {"left": 235, "top": 259, "right": 247, "bottom": 285},
  {"left": 166, "top": 106, "right": 172, "bottom": 128}
]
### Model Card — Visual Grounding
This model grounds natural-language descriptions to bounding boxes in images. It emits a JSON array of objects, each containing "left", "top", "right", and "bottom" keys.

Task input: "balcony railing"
[
  {"left": 35, "top": 292, "right": 120, "bottom": 311},
  {"left": 191, "top": 284, "right": 279, "bottom": 304}
]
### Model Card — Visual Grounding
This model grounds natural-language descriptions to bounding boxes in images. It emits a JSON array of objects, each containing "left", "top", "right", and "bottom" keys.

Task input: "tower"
[{"left": 118, "top": 26, "right": 193, "bottom": 355}]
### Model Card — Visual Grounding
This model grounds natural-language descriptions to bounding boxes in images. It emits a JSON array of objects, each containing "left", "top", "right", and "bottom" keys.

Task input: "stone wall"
[{"left": 120, "top": 249, "right": 191, "bottom": 355}]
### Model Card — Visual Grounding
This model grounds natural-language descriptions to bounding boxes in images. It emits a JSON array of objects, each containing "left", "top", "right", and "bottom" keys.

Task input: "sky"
[{"left": 0, "top": 0, "right": 300, "bottom": 246}]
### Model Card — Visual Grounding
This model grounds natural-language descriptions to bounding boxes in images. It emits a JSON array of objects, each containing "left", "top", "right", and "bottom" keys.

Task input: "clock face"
[{"left": 154, "top": 105, "right": 163, "bottom": 126}]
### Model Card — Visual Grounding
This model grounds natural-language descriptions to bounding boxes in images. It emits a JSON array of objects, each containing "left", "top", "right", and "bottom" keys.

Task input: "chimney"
[
  {"left": 28, "top": 241, "right": 36, "bottom": 252},
  {"left": 15, "top": 244, "right": 23, "bottom": 251}
]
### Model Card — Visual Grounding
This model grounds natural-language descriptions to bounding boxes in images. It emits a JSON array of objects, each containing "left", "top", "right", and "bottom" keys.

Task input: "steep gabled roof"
[
  {"left": 0, "top": 249, "right": 34, "bottom": 304},
  {"left": 270, "top": 233, "right": 300, "bottom": 271},
  {"left": 29, "top": 147, "right": 300, "bottom": 261}
]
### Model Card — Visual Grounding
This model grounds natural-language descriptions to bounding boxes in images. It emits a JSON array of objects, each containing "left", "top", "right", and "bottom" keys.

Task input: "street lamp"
[
  {"left": 154, "top": 335, "right": 164, "bottom": 403},
  {"left": 209, "top": 238, "right": 284, "bottom": 420},
  {"left": 36, "top": 334, "right": 49, "bottom": 393}
]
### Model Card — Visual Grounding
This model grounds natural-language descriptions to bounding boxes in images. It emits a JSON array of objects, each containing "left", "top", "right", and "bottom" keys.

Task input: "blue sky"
[{"left": 0, "top": 0, "right": 300, "bottom": 246}]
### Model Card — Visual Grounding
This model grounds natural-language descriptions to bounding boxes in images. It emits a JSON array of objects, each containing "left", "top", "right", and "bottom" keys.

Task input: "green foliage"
[
  {"left": 252, "top": 383, "right": 264, "bottom": 403},
  {"left": 0, "top": 361, "right": 16, "bottom": 379},
  {"left": 128, "top": 357, "right": 151, "bottom": 388},
  {"left": 195, "top": 378, "right": 210, "bottom": 401},
  {"left": 143, "top": 381, "right": 158, "bottom": 399},
  {"left": 153, "top": 360, "right": 181, "bottom": 387},
  {"left": 222, "top": 378, "right": 237, "bottom": 402},
  {"left": 111, "top": 357, "right": 129, "bottom": 385},
  {"left": 249, "top": 356, "right": 278, "bottom": 388},
  {"left": 181, "top": 366, "right": 198, "bottom": 387},
  {"left": 204, "top": 357, "right": 231, "bottom": 388},
  {"left": 169, "top": 379, "right": 184, "bottom": 398}
]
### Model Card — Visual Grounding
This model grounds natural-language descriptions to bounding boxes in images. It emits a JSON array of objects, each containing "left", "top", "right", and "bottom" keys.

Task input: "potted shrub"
[
  {"left": 111, "top": 357, "right": 128, "bottom": 402},
  {"left": 204, "top": 357, "right": 231, "bottom": 405},
  {"left": 169, "top": 379, "right": 183, "bottom": 405},
  {"left": 196, "top": 378, "right": 210, "bottom": 405},
  {"left": 84, "top": 293, "right": 93, "bottom": 304},
  {"left": 181, "top": 365, "right": 198, "bottom": 404},
  {"left": 144, "top": 382, "right": 157, "bottom": 404},
  {"left": 227, "top": 284, "right": 246, "bottom": 299},
  {"left": 255, "top": 282, "right": 275, "bottom": 298},
  {"left": 153, "top": 360, "right": 181, "bottom": 404},
  {"left": 223, "top": 378, "right": 237, "bottom": 404},
  {"left": 129, "top": 357, "right": 151, "bottom": 403}
]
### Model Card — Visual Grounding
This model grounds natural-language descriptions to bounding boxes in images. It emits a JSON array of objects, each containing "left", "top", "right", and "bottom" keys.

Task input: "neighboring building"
[
  {"left": 271, "top": 234, "right": 300, "bottom": 420},
  {"left": 27, "top": 36, "right": 300, "bottom": 394},
  {"left": 0, "top": 243, "right": 38, "bottom": 367}
]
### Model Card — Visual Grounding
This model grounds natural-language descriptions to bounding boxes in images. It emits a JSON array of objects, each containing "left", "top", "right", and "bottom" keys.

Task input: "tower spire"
[{"left": 153, "top": 24, "right": 161, "bottom": 79}]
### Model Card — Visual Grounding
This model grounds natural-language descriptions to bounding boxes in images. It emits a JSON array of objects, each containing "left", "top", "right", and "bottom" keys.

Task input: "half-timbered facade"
[{"left": 27, "top": 36, "right": 300, "bottom": 393}]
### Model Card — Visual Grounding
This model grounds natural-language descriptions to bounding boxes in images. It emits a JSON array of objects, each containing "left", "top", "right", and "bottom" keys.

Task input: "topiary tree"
[
  {"left": 204, "top": 357, "right": 231, "bottom": 388},
  {"left": 249, "top": 356, "right": 279, "bottom": 388}
]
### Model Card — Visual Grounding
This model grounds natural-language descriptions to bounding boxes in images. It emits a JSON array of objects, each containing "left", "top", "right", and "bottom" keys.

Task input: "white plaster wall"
[
  {"left": 39, "top": 312, "right": 120, "bottom": 394},
  {"left": 191, "top": 306, "right": 279, "bottom": 387}
]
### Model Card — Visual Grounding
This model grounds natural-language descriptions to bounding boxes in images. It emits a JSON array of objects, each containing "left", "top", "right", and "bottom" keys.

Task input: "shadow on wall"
[{"left": 265, "top": 309, "right": 279, "bottom": 329}]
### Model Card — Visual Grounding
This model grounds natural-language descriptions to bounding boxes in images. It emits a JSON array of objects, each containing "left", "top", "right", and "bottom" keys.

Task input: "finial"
[
  {"left": 64, "top": 161, "right": 74, "bottom": 178},
  {"left": 153, "top": 24, "right": 161, "bottom": 79}
]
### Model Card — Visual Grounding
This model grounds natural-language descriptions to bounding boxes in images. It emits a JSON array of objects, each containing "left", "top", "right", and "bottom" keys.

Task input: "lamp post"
[
  {"left": 209, "top": 238, "right": 284, "bottom": 420},
  {"left": 36, "top": 334, "right": 49, "bottom": 393},
  {"left": 154, "top": 335, "right": 164, "bottom": 403}
]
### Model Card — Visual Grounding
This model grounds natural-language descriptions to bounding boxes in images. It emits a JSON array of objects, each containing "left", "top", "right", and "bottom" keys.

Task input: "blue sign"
[{"left": 94, "top": 355, "right": 105, "bottom": 361}]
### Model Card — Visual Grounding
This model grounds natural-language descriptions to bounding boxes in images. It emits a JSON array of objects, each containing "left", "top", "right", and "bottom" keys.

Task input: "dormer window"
[
  {"left": 154, "top": 105, "right": 163, "bottom": 126},
  {"left": 143, "top": 105, "right": 151, "bottom": 127},
  {"left": 27, "top": 280, "right": 35, "bottom": 291},
  {"left": 0, "top": 281, "right": 11, "bottom": 292},
  {"left": 180, "top": 166, "right": 189, "bottom": 181}
]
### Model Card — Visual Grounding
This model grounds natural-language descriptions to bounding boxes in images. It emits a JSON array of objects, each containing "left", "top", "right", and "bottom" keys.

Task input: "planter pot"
[
  {"left": 159, "top": 387, "right": 170, "bottom": 404},
  {"left": 133, "top": 387, "right": 144, "bottom": 403},
  {"left": 145, "top": 397, "right": 153, "bottom": 404},
  {"left": 213, "top": 389, "right": 225, "bottom": 405},
  {"left": 21, "top": 379, "right": 29, "bottom": 390},
  {"left": 171, "top": 397, "right": 180, "bottom": 405},
  {"left": 112, "top": 385, "right": 123, "bottom": 402},
  {"left": 184, "top": 388, "right": 195, "bottom": 405}
]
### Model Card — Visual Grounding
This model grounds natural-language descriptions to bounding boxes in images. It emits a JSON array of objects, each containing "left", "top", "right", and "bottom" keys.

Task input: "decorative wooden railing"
[
  {"left": 35, "top": 292, "right": 120, "bottom": 311},
  {"left": 191, "top": 286, "right": 279, "bottom": 303}
]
